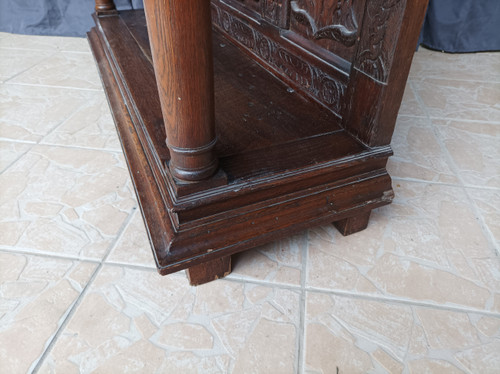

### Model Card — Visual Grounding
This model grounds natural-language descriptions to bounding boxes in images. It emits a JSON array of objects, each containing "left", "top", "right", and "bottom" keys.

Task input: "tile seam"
[
  {"left": 30, "top": 207, "right": 137, "bottom": 373},
  {"left": 410, "top": 80, "right": 500, "bottom": 255}
]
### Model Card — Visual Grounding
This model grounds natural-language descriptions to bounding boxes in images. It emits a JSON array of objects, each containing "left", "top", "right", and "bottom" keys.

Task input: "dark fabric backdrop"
[
  {"left": 420, "top": 0, "right": 500, "bottom": 52},
  {"left": 0, "top": 0, "right": 143, "bottom": 37},
  {"left": 1, "top": 0, "right": 499, "bottom": 52}
]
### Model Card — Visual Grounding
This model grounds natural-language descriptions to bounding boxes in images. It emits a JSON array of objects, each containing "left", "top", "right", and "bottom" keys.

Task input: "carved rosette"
[
  {"left": 212, "top": 3, "right": 346, "bottom": 116},
  {"left": 354, "top": 0, "right": 406, "bottom": 83}
]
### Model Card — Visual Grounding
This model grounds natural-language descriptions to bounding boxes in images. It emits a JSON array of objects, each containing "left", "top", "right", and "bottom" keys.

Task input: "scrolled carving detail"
[
  {"left": 355, "top": 0, "right": 405, "bottom": 82},
  {"left": 290, "top": 0, "right": 358, "bottom": 47},
  {"left": 212, "top": 3, "right": 347, "bottom": 116}
]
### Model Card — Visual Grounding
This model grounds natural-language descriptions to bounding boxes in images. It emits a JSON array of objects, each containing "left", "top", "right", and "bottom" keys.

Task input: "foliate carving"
[
  {"left": 212, "top": 3, "right": 346, "bottom": 116},
  {"left": 354, "top": 0, "right": 405, "bottom": 82},
  {"left": 290, "top": 0, "right": 358, "bottom": 47},
  {"left": 278, "top": 48, "right": 314, "bottom": 88},
  {"left": 229, "top": 17, "right": 256, "bottom": 49}
]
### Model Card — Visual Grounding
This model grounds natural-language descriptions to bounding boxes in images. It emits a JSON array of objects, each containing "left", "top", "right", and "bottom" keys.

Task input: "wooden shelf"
[{"left": 87, "top": 4, "right": 425, "bottom": 283}]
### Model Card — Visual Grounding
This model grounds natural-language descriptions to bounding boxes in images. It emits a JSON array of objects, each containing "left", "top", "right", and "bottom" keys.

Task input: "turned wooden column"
[
  {"left": 143, "top": 0, "right": 218, "bottom": 182},
  {"left": 95, "top": 0, "right": 116, "bottom": 13}
]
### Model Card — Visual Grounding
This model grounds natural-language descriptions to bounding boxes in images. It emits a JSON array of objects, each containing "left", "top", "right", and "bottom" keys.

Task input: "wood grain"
[
  {"left": 144, "top": 0, "right": 219, "bottom": 181},
  {"left": 88, "top": 0, "right": 428, "bottom": 284}
]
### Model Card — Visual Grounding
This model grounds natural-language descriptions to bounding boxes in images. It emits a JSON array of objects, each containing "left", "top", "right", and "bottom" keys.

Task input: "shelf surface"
[{"left": 88, "top": 9, "right": 393, "bottom": 275}]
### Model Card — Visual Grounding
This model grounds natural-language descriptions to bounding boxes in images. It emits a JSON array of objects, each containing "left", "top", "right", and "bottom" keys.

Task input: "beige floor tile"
[
  {"left": 8, "top": 51, "right": 101, "bottom": 90},
  {"left": 0, "top": 48, "right": 53, "bottom": 82},
  {"left": 412, "top": 78, "right": 500, "bottom": 122},
  {"left": 410, "top": 48, "right": 500, "bottom": 83},
  {"left": 388, "top": 116, "right": 458, "bottom": 184},
  {"left": 38, "top": 266, "right": 301, "bottom": 373},
  {"left": 306, "top": 181, "right": 499, "bottom": 311},
  {"left": 435, "top": 119, "right": 500, "bottom": 188},
  {"left": 0, "top": 140, "right": 33, "bottom": 173},
  {"left": 106, "top": 209, "right": 156, "bottom": 268},
  {"left": 0, "top": 84, "right": 96, "bottom": 142},
  {"left": 229, "top": 232, "right": 306, "bottom": 286},
  {"left": 0, "top": 252, "right": 96, "bottom": 373},
  {"left": 468, "top": 188, "right": 500, "bottom": 250},
  {"left": 0, "top": 33, "right": 90, "bottom": 53},
  {"left": 40, "top": 91, "right": 121, "bottom": 151},
  {"left": 399, "top": 82, "right": 427, "bottom": 117},
  {"left": 304, "top": 292, "right": 500, "bottom": 374},
  {"left": 0, "top": 145, "right": 136, "bottom": 259}
]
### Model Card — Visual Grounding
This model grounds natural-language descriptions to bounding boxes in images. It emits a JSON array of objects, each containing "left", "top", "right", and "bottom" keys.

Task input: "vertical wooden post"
[
  {"left": 95, "top": 0, "right": 116, "bottom": 14},
  {"left": 143, "top": 0, "right": 219, "bottom": 182},
  {"left": 341, "top": 0, "right": 428, "bottom": 147}
]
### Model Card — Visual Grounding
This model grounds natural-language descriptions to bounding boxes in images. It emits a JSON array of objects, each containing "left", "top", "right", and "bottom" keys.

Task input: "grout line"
[
  {"left": 31, "top": 208, "right": 137, "bottom": 374},
  {"left": 34, "top": 97, "right": 102, "bottom": 148},
  {"left": 3, "top": 81, "right": 103, "bottom": 92},
  {"left": 0, "top": 246, "right": 102, "bottom": 264},
  {"left": 104, "top": 260, "right": 157, "bottom": 272},
  {"left": 2, "top": 50, "right": 59, "bottom": 84},
  {"left": 392, "top": 176, "right": 500, "bottom": 192},
  {"left": 35, "top": 142, "right": 124, "bottom": 154},
  {"left": 0, "top": 137, "right": 37, "bottom": 144},
  {"left": 0, "top": 142, "right": 34, "bottom": 174},
  {"left": 408, "top": 75, "right": 500, "bottom": 84},
  {"left": 409, "top": 80, "right": 500, "bottom": 256},
  {"left": 391, "top": 176, "right": 462, "bottom": 188},
  {"left": 297, "top": 230, "right": 309, "bottom": 374},
  {"left": 302, "top": 286, "right": 500, "bottom": 318},
  {"left": 398, "top": 114, "right": 500, "bottom": 125},
  {"left": 0, "top": 46, "right": 90, "bottom": 54},
  {"left": 224, "top": 274, "right": 302, "bottom": 291},
  {"left": 222, "top": 273, "right": 500, "bottom": 318}
]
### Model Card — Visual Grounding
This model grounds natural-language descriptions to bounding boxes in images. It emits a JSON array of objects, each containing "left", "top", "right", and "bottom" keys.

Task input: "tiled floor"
[{"left": 0, "top": 31, "right": 499, "bottom": 373}]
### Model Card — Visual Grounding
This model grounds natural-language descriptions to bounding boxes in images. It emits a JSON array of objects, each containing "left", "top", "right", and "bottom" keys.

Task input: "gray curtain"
[
  {"left": 420, "top": 0, "right": 500, "bottom": 52},
  {"left": 0, "top": 0, "right": 143, "bottom": 37},
  {"left": 1, "top": 0, "right": 499, "bottom": 52}
]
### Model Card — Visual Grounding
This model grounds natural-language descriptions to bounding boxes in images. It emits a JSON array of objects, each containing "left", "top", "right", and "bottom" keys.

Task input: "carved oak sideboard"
[{"left": 88, "top": 0, "right": 428, "bottom": 285}]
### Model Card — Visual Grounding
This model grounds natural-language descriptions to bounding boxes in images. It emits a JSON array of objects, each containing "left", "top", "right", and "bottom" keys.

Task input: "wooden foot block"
[
  {"left": 186, "top": 256, "right": 232, "bottom": 286},
  {"left": 333, "top": 211, "right": 371, "bottom": 236}
]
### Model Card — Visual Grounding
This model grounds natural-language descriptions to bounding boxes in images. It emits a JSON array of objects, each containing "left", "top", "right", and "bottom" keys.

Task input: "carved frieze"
[
  {"left": 290, "top": 0, "right": 359, "bottom": 47},
  {"left": 354, "top": 0, "right": 406, "bottom": 82},
  {"left": 212, "top": 3, "right": 346, "bottom": 116}
]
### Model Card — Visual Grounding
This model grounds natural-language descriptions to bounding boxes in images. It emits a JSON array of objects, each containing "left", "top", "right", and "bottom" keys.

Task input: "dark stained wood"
[
  {"left": 95, "top": 0, "right": 116, "bottom": 14},
  {"left": 143, "top": 0, "right": 219, "bottom": 182},
  {"left": 88, "top": 0, "right": 428, "bottom": 285},
  {"left": 186, "top": 256, "right": 232, "bottom": 286},
  {"left": 333, "top": 211, "right": 372, "bottom": 236},
  {"left": 341, "top": 0, "right": 429, "bottom": 146}
]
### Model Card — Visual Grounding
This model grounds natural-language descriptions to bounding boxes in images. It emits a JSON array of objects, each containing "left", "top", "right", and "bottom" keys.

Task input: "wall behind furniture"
[
  {"left": 1, "top": 0, "right": 499, "bottom": 52},
  {"left": 420, "top": 0, "right": 500, "bottom": 52},
  {"left": 0, "top": 0, "right": 143, "bottom": 37}
]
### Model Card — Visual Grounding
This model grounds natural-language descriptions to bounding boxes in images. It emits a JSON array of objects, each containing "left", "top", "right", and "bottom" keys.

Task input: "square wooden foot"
[
  {"left": 186, "top": 256, "right": 232, "bottom": 286},
  {"left": 333, "top": 211, "right": 371, "bottom": 236}
]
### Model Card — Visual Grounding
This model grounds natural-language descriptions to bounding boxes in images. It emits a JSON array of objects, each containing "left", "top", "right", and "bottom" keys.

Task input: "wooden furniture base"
[
  {"left": 88, "top": 1, "right": 427, "bottom": 285},
  {"left": 186, "top": 256, "right": 232, "bottom": 286}
]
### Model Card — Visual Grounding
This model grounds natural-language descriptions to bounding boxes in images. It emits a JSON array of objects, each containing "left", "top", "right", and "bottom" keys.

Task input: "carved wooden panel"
[
  {"left": 212, "top": 1, "right": 347, "bottom": 116},
  {"left": 287, "top": 0, "right": 367, "bottom": 62},
  {"left": 262, "top": 0, "right": 289, "bottom": 28},
  {"left": 354, "top": 0, "right": 406, "bottom": 83}
]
